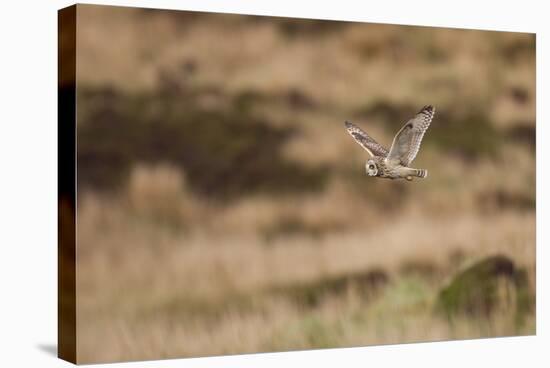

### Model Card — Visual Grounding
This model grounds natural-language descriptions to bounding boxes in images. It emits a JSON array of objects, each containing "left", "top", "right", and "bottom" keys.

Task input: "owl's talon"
[{"left": 406, "top": 176, "right": 413, "bottom": 181}]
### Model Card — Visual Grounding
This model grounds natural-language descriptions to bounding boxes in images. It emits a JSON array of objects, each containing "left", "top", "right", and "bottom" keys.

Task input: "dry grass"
[
  {"left": 76, "top": 164, "right": 535, "bottom": 363},
  {"left": 76, "top": 5, "right": 535, "bottom": 126},
  {"left": 72, "top": 4, "right": 535, "bottom": 364}
]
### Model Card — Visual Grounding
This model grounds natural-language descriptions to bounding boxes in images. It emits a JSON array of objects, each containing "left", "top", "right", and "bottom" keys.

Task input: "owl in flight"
[{"left": 345, "top": 105, "right": 435, "bottom": 181}]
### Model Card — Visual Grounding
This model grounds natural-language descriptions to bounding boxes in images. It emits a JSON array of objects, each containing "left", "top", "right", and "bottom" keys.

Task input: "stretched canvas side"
[{"left": 58, "top": 4, "right": 77, "bottom": 364}]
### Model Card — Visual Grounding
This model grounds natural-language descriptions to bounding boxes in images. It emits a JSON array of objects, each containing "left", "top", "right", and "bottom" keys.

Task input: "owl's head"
[{"left": 366, "top": 159, "right": 378, "bottom": 176}]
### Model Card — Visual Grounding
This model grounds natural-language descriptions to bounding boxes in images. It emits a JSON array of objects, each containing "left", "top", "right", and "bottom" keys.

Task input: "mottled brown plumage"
[{"left": 345, "top": 105, "right": 434, "bottom": 181}]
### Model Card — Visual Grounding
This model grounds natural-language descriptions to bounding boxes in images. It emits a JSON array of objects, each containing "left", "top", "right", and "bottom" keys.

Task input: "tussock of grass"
[{"left": 436, "top": 255, "right": 534, "bottom": 329}]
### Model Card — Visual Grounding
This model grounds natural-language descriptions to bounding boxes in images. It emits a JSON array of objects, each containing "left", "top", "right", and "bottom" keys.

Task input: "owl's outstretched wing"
[
  {"left": 387, "top": 105, "right": 434, "bottom": 166},
  {"left": 344, "top": 121, "right": 389, "bottom": 157}
]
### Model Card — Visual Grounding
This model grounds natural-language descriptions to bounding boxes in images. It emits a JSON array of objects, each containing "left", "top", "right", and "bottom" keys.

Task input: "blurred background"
[{"left": 73, "top": 5, "right": 535, "bottom": 363}]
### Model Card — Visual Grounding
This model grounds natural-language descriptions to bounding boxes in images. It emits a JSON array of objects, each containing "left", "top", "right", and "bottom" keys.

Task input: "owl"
[{"left": 345, "top": 105, "right": 435, "bottom": 181}]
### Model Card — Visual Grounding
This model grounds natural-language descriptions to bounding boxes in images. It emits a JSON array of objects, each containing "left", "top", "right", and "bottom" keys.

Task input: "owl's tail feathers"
[{"left": 415, "top": 169, "right": 428, "bottom": 178}]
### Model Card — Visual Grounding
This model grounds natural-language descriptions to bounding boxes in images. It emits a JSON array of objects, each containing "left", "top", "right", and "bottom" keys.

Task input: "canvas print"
[{"left": 58, "top": 4, "right": 536, "bottom": 364}]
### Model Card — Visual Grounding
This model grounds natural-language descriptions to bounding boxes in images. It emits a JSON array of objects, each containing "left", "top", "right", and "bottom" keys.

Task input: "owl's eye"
[{"left": 369, "top": 164, "right": 375, "bottom": 169}]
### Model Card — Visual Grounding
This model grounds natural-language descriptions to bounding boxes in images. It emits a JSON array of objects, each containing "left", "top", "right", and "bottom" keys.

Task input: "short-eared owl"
[{"left": 345, "top": 105, "right": 435, "bottom": 181}]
